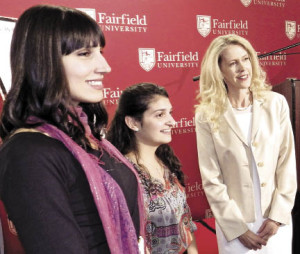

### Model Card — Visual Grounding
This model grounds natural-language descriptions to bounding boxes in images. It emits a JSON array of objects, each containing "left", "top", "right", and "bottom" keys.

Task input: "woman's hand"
[
  {"left": 238, "top": 230, "right": 267, "bottom": 250},
  {"left": 257, "top": 219, "right": 280, "bottom": 241},
  {"left": 187, "top": 232, "right": 198, "bottom": 254}
]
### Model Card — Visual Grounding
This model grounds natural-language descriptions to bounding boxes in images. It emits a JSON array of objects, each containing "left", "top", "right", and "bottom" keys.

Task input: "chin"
[{"left": 83, "top": 97, "right": 104, "bottom": 104}]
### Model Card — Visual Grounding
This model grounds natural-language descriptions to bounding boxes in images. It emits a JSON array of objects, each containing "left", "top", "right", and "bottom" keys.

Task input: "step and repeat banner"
[{"left": 1, "top": 0, "right": 300, "bottom": 219}]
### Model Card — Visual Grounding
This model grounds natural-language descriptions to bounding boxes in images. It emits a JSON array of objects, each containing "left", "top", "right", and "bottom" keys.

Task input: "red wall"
[{"left": 1, "top": 0, "right": 300, "bottom": 219}]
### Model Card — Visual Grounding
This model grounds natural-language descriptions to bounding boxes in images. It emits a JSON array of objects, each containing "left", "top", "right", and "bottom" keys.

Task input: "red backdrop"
[{"left": 1, "top": 0, "right": 300, "bottom": 220}]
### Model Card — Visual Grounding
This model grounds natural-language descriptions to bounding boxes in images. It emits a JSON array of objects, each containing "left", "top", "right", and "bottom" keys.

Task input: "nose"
[
  {"left": 96, "top": 52, "right": 111, "bottom": 74},
  {"left": 237, "top": 61, "right": 246, "bottom": 72},
  {"left": 167, "top": 115, "right": 176, "bottom": 127}
]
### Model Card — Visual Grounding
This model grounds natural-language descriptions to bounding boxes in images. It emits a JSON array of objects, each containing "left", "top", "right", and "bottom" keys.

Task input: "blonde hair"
[{"left": 195, "top": 34, "right": 271, "bottom": 129}]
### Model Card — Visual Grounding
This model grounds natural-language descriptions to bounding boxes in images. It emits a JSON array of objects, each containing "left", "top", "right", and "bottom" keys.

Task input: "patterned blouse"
[{"left": 132, "top": 163, "right": 197, "bottom": 254}]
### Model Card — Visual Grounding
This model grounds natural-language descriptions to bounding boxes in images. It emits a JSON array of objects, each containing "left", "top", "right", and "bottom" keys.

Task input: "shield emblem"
[
  {"left": 76, "top": 8, "right": 96, "bottom": 20},
  {"left": 138, "top": 48, "right": 156, "bottom": 72},
  {"left": 197, "top": 15, "right": 211, "bottom": 37},
  {"left": 285, "top": 21, "right": 296, "bottom": 40},
  {"left": 240, "top": 0, "right": 252, "bottom": 7}
]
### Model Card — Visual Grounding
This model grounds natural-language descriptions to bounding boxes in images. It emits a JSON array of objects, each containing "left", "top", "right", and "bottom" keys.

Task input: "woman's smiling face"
[
  {"left": 62, "top": 45, "right": 111, "bottom": 105},
  {"left": 219, "top": 44, "right": 252, "bottom": 94}
]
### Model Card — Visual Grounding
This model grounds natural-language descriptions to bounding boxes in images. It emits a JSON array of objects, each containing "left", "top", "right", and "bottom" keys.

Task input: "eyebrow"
[
  {"left": 227, "top": 53, "right": 249, "bottom": 61},
  {"left": 151, "top": 108, "right": 173, "bottom": 113}
]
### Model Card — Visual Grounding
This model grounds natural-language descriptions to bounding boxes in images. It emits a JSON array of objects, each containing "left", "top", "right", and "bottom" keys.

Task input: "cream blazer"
[{"left": 195, "top": 91, "right": 297, "bottom": 241}]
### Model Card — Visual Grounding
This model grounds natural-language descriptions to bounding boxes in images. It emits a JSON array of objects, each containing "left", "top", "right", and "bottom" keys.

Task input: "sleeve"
[
  {"left": 189, "top": 218, "right": 197, "bottom": 233},
  {"left": 195, "top": 112, "right": 248, "bottom": 241},
  {"left": 0, "top": 218, "right": 3, "bottom": 254},
  {"left": 0, "top": 134, "right": 89, "bottom": 253},
  {"left": 184, "top": 193, "right": 197, "bottom": 233},
  {"left": 268, "top": 95, "right": 297, "bottom": 224}
]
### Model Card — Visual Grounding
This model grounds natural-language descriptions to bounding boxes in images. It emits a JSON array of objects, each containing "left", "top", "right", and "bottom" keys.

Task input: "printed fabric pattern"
[{"left": 133, "top": 164, "right": 197, "bottom": 254}]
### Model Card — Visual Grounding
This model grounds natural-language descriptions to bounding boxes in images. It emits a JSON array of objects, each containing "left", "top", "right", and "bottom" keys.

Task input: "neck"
[
  {"left": 127, "top": 144, "right": 158, "bottom": 165},
  {"left": 126, "top": 144, "right": 165, "bottom": 181},
  {"left": 228, "top": 89, "right": 252, "bottom": 108}
]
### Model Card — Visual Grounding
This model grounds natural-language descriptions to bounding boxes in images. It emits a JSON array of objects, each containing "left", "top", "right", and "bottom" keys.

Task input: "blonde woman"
[{"left": 195, "top": 34, "right": 297, "bottom": 253}]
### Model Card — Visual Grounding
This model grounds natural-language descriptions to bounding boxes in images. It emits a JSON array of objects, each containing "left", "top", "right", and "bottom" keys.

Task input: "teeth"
[
  {"left": 87, "top": 81, "right": 102, "bottom": 86},
  {"left": 161, "top": 130, "right": 171, "bottom": 133}
]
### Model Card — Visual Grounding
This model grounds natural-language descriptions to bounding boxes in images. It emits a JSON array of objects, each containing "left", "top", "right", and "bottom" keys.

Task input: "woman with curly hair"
[
  {"left": 195, "top": 34, "right": 297, "bottom": 253},
  {"left": 107, "top": 83, "right": 198, "bottom": 253}
]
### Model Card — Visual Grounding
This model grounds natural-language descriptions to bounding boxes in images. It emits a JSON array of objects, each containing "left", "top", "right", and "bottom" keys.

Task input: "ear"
[{"left": 125, "top": 116, "right": 140, "bottom": 132}]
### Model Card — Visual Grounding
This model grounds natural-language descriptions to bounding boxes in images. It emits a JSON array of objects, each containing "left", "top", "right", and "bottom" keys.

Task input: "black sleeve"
[{"left": 0, "top": 133, "right": 89, "bottom": 253}]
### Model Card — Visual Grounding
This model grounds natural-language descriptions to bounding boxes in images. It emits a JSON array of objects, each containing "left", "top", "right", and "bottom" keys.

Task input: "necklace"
[{"left": 232, "top": 103, "right": 252, "bottom": 111}]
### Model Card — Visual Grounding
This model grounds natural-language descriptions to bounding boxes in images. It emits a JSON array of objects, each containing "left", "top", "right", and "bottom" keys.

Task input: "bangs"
[{"left": 61, "top": 11, "right": 105, "bottom": 55}]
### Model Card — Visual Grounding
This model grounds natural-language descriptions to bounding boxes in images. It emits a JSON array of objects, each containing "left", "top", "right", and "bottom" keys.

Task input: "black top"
[{"left": 0, "top": 132, "right": 139, "bottom": 253}]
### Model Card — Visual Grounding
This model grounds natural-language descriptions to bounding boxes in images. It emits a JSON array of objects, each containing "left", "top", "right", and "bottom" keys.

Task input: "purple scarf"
[{"left": 32, "top": 108, "right": 145, "bottom": 253}]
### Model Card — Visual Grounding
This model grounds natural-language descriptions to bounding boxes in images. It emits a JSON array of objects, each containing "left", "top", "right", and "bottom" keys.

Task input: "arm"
[
  {"left": 187, "top": 232, "right": 198, "bottom": 254},
  {"left": 238, "top": 230, "right": 267, "bottom": 250},
  {"left": 257, "top": 219, "right": 280, "bottom": 241},
  {"left": 195, "top": 112, "right": 248, "bottom": 241},
  {"left": 0, "top": 133, "right": 89, "bottom": 253},
  {"left": 255, "top": 96, "right": 297, "bottom": 241},
  {"left": 268, "top": 96, "right": 297, "bottom": 224},
  {"left": 195, "top": 117, "right": 267, "bottom": 249}
]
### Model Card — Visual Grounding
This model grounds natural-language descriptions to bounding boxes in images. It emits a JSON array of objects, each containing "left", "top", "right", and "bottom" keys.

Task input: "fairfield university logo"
[
  {"left": 196, "top": 15, "right": 249, "bottom": 37},
  {"left": 77, "top": 8, "right": 147, "bottom": 33},
  {"left": 77, "top": 8, "right": 97, "bottom": 19},
  {"left": 139, "top": 48, "right": 156, "bottom": 72},
  {"left": 138, "top": 49, "right": 199, "bottom": 72},
  {"left": 285, "top": 20, "right": 296, "bottom": 40},
  {"left": 240, "top": 0, "right": 286, "bottom": 8},
  {"left": 240, "top": 0, "right": 252, "bottom": 7},
  {"left": 197, "top": 15, "right": 211, "bottom": 37}
]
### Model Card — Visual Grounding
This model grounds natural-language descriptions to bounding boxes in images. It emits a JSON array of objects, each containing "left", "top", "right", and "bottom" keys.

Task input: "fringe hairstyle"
[{"left": 0, "top": 5, "right": 108, "bottom": 147}]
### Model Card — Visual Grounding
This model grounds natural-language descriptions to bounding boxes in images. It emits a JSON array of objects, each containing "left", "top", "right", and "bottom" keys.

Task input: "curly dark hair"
[
  {"left": 0, "top": 5, "right": 108, "bottom": 147},
  {"left": 107, "top": 83, "right": 185, "bottom": 186}
]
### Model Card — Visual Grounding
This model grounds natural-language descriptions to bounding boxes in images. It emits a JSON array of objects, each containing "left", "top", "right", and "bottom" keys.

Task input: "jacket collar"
[
  {"left": 223, "top": 97, "right": 264, "bottom": 146},
  {"left": 251, "top": 97, "right": 264, "bottom": 141}
]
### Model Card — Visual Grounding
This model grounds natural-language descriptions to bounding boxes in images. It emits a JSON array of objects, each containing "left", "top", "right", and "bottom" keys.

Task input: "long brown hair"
[{"left": 0, "top": 5, "right": 108, "bottom": 147}]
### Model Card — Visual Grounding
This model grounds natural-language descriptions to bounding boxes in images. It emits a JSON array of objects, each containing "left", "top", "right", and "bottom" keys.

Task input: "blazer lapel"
[
  {"left": 251, "top": 98, "right": 263, "bottom": 141},
  {"left": 223, "top": 99, "right": 249, "bottom": 146}
]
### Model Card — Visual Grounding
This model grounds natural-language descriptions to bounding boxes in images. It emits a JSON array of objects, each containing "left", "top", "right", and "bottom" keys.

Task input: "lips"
[
  {"left": 237, "top": 74, "right": 249, "bottom": 80},
  {"left": 86, "top": 80, "right": 103, "bottom": 90}
]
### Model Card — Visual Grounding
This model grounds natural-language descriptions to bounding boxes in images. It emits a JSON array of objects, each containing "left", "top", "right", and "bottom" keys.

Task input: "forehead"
[
  {"left": 146, "top": 96, "right": 172, "bottom": 112},
  {"left": 220, "top": 44, "right": 248, "bottom": 61}
]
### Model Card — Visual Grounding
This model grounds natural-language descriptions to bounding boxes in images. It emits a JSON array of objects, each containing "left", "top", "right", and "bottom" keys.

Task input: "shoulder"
[
  {"left": 260, "top": 90, "right": 287, "bottom": 104},
  {"left": 0, "top": 132, "right": 81, "bottom": 190},
  {"left": 0, "top": 132, "right": 73, "bottom": 161},
  {"left": 195, "top": 110, "right": 206, "bottom": 123},
  {"left": 256, "top": 91, "right": 290, "bottom": 121}
]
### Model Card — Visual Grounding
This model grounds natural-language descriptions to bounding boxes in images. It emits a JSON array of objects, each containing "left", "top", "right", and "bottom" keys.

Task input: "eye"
[
  {"left": 229, "top": 61, "right": 236, "bottom": 67},
  {"left": 156, "top": 112, "right": 165, "bottom": 118},
  {"left": 77, "top": 49, "right": 91, "bottom": 57}
]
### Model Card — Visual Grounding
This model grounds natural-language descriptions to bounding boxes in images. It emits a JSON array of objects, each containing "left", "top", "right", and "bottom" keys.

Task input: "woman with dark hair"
[
  {"left": 0, "top": 5, "right": 144, "bottom": 253},
  {"left": 107, "top": 83, "right": 198, "bottom": 253}
]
